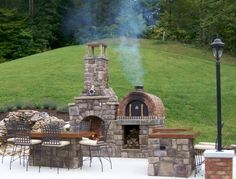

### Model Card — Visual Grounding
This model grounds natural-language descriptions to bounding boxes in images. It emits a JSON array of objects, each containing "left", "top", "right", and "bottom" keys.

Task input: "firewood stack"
[{"left": 123, "top": 128, "right": 139, "bottom": 149}]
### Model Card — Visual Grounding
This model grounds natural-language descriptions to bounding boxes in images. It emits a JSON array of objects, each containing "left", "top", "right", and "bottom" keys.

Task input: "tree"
[
  {"left": 29, "top": 0, "right": 64, "bottom": 50},
  {"left": 0, "top": 8, "right": 33, "bottom": 60},
  {"left": 198, "top": 0, "right": 236, "bottom": 54}
]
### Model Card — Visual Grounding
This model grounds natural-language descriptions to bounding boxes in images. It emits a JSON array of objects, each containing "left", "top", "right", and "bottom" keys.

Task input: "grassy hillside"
[{"left": 0, "top": 39, "right": 235, "bottom": 144}]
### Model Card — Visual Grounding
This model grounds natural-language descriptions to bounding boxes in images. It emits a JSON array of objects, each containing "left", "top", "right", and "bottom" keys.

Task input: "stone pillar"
[
  {"left": 204, "top": 150, "right": 234, "bottom": 179},
  {"left": 148, "top": 138, "right": 194, "bottom": 177},
  {"left": 148, "top": 128, "right": 199, "bottom": 178}
]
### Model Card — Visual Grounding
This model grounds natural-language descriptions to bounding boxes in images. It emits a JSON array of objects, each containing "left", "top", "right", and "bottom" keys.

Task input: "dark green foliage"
[
  {"left": 41, "top": 100, "right": 57, "bottom": 110},
  {"left": 0, "top": 0, "right": 236, "bottom": 60},
  {"left": 0, "top": 8, "right": 33, "bottom": 60},
  {"left": 0, "top": 0, "right": 66, "bottom": 60},
  {"left": 30, "top": 0, "right": 64, "bottom": 49},
  {"left": 197, "top": 0, "right": 236, "bottom": 54},
  {"left": 152, "top": 0, "right": 236, "bottom": 54},
  {"left": 61, "top": 0, "right": 121, "bottom": 43},
  {"left": 0, "top": 100, "right": 58, "bottom": 113},
  {"left": 56, "top": 105, "right": 68, "bottom": 113}
]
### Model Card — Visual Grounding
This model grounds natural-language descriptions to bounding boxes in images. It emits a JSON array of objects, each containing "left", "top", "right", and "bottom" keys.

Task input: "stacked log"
[{"left": 123, "top": 128, "right": 140, "bottom": 149}]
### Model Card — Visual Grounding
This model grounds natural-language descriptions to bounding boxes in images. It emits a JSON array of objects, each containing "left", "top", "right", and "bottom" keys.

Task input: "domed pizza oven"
[{"left": 116, "top": 86, "right": 165, "bottom": 158}]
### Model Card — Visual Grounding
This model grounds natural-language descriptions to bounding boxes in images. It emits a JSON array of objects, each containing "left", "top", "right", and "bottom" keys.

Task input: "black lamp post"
[{"left": 210, "top": 38, "right": 224, "bottom": 151}]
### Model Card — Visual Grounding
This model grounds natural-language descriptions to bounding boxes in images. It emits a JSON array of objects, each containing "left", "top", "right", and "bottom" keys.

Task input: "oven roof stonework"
[{"left": 118, "top": 90, "right": 165, "bottom": 119}]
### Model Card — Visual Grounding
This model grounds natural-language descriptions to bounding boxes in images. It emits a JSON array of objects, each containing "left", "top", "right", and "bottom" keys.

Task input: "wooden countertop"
[
  {"left": 149, "top": 128, "right": 200, "bottom": 139},
  {"left": 152, "top": 128, "right": 193, "bottom": 133},
  {"left": 31, "top": 131, "right": 95, "bottom": 139}
]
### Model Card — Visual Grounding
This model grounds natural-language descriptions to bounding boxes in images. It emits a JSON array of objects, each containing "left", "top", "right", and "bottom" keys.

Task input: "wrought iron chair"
[
  {"left": 40, "top": 122, "right": 70, "bottom": 174},
  {"left": 9, "top": 121, "right": 42, "bottom": 171},
  {"left": 79, "top": 121, "right": 112, "bottom": 172},
  {"left": 1, "top": 121, "right": 17, "bottom": 164},
  {"left": 193, "top": 142, "right": 216, "bottom": 176}
]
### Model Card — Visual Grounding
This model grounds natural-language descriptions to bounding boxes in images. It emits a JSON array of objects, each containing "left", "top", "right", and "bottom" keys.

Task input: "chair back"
[
  {"left": 5, "top": 121, "right": 18, "bottom": 138},
  {"left": 42, "top": 122, "right": 62, "bottom": 145},
  {"left": 14, "top": 121, "right": 31, "bottom": 145}
]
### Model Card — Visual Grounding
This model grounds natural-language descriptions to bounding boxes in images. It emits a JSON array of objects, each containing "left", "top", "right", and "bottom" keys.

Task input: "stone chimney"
[{"left": 83, "top": 42, "right": 108, "bottom": 96}]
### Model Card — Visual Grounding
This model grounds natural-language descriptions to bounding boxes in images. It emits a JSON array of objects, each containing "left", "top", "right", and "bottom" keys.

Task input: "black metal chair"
[
  {"left": 9, "top": 121, "right": 42, "bottom": 171},
  {"left": 1, "top": 121, "right": 18, "bottom": 164},
  {"left": 193, "top": 142, "right": 216, "bottom": 177},
  {"left": 79, "top": 121, "right": 112, "bottom": 172},
  {"left": 40, "top": 122, "right": 70, "bottom": 174},
  {"left": 193, "top": 148, "right": 204, "bottom": 176}
]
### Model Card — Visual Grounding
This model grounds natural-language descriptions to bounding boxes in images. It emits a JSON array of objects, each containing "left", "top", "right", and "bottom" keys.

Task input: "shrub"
[
  {"left": 56, "top": 105, "right": 68, "bottom": 113},
  {"left": 42, "top": 101, "right": 57, "bottom": 110}
]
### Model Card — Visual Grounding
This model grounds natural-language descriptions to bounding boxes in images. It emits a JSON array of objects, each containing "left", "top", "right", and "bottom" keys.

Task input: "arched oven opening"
[
  {"left": 82, "top": 116, "right": 103, "bottom": 138},
  {"left": 125, "top": 100, "right": 149, "bottom": 116}
]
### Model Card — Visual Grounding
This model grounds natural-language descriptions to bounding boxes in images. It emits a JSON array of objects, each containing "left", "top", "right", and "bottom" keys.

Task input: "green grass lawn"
[{"left": 0, "top": 39, "right": 235, "bottom": 144}]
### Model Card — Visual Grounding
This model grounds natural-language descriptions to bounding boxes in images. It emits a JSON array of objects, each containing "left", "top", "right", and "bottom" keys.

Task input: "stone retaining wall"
[{"left": 0, "top": 110, "right": 65, "bottom": 145}]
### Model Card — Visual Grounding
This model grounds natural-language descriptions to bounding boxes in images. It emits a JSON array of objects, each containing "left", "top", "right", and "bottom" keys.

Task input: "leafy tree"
[
  {"left": 0, "top": 8, "right": 33, "bottom": 60},
  {"left": 1, "top": 0, "right": 236, "bottom": 61},
  {"left": 157, "top": 0, "right": 199, "bottom": 43},
  {"left": 139, "top": 0, "right": 161, "bottom": 26},
  {"left": 198, "top": 0, "right": 236, "bottom": 54},
  {"left": 29, "top": 0, "right": 64, "bottom": 50}
]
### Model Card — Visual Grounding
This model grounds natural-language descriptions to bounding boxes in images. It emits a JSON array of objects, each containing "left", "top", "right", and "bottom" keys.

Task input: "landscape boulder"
[{"left": 0, "top": 110, "right": 65, "bottom": 144}]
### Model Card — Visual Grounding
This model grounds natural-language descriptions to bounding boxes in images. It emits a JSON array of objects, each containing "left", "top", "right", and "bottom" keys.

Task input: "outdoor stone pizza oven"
[
  {"left": 115, "top": 85, "right": 165, "bottom": 158},
  {"left": 68, "top": 43, "right": 165, "bottom": 158}
]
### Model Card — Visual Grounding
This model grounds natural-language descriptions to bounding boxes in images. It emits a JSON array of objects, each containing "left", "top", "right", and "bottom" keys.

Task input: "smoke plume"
[{"left": 116, "top": 0, "right": 146, "bottom": 86}]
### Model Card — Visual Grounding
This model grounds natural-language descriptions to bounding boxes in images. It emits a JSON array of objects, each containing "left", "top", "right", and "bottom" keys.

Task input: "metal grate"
[
  {"left": 42, "top": 122, "right": 62, "bottom": 145},
  {"left": 14, "top": 121, "right": 31, "bottom": 145}
]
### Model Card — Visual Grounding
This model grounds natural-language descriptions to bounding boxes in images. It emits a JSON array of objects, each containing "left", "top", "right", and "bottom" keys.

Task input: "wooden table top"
[
  {"left": 149, "top": 132, "right": 200, "bottom": 139},
  {"left": 31, "top": 131, "right": 95, "bottom": 139}
]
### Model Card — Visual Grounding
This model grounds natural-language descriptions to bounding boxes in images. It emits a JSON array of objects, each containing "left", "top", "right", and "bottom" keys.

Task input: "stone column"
[
  {"left": 148, "top": 138, "right": 194, "bottom": 177},
  {"left": 204, "top": 150, "right": 234, "bottom": 179},
  {"left": 148, "top": 128, "right": 199, "bottom": 178}
]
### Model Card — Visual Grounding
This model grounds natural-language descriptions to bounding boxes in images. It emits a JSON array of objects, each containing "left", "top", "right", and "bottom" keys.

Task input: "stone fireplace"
[{"left": 68, "top": 42, "right": 118, "bottom": 137}]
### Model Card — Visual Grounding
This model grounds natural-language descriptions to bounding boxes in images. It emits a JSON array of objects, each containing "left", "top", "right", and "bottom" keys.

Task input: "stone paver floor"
[{"left": 0, "top": 156, "right": 235, "bottom": 179}]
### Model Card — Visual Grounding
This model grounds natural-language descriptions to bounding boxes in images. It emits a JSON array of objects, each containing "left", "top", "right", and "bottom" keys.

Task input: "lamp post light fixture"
[{"left": 210, "top": 38, "right": 224, "bottom": 151}]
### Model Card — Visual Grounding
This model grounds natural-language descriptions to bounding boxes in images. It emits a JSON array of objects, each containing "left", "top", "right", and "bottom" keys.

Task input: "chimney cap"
[
  {"left": 87, "top": 42, "right": 107, "bottom": 47},
  {"left": 134, "top": 85, "right": 144, "bottom": 92}
]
